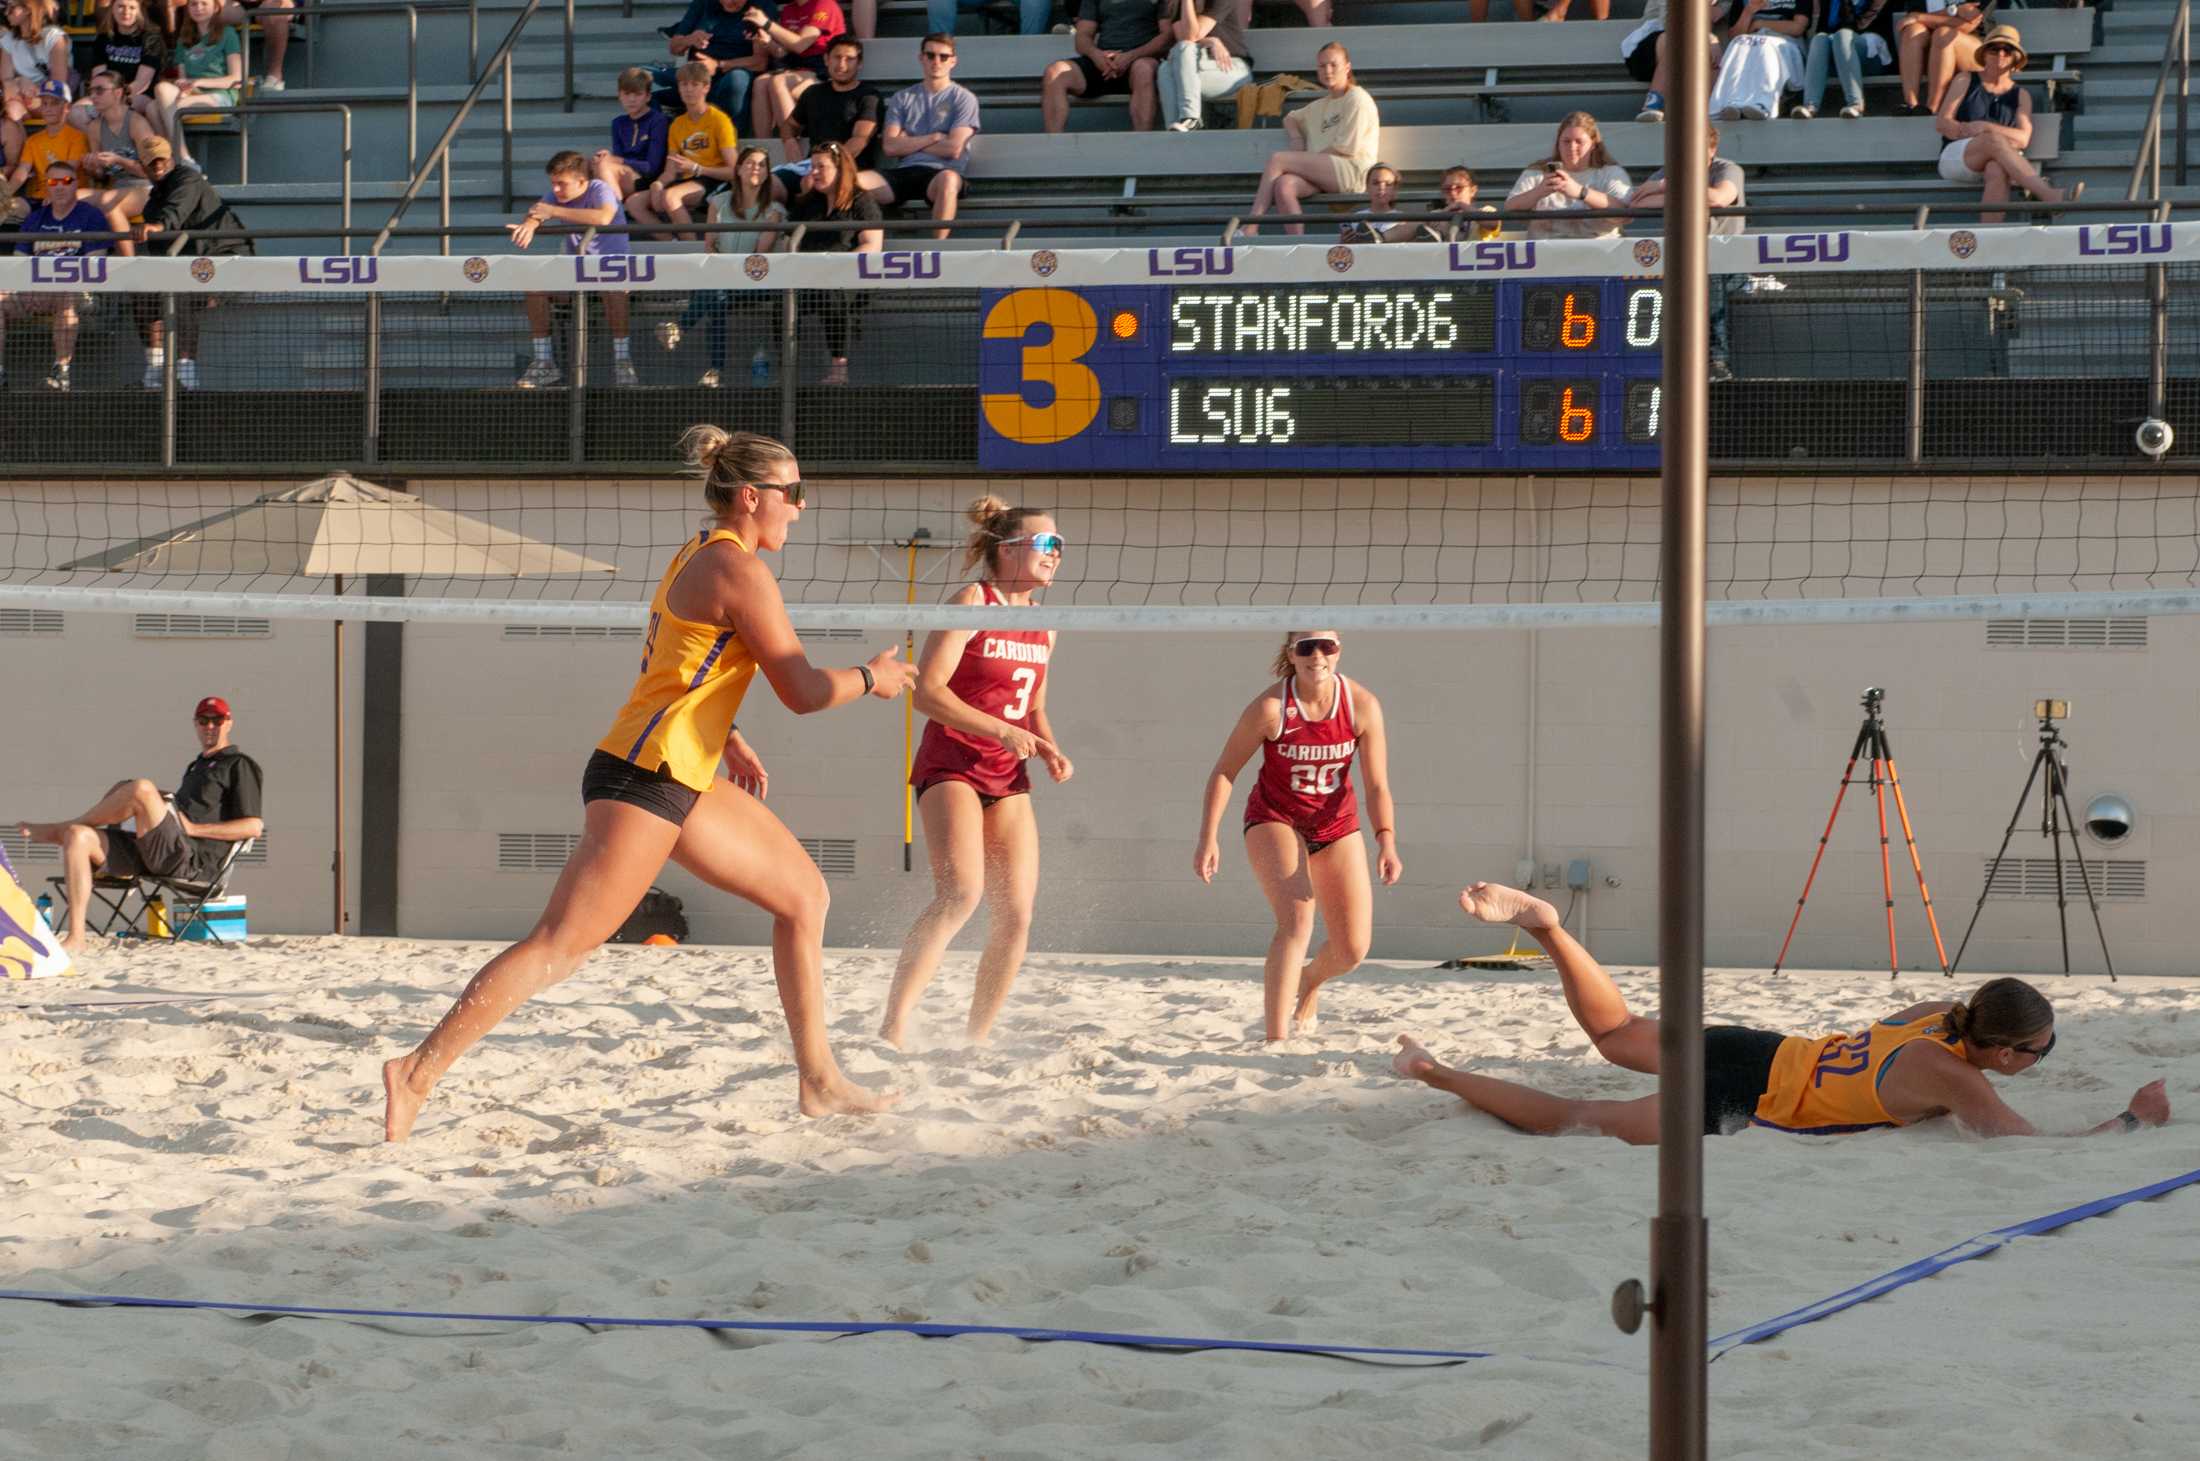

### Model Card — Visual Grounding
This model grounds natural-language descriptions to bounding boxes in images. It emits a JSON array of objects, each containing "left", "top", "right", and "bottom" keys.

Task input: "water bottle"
[
  {"left": 750, "top": 348, "right": 772, "bottom": 387},
  {"left": 35, "top": 893, "right": 54, "bottom": 921}
]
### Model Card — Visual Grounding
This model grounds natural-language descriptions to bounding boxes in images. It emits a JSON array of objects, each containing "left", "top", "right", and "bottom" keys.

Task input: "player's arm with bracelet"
[
  {"left": 912, "top": 583, "right": 1060, "bottom": 764},
  {"left": 695, "top": 546, "right": 915, "bottom": 711},
  {"left": 1192, "top": 689, "right": 1283, "bottom": 882},
  {"left": 1878, "top": 1042, "right": 2170, "bottom": 1138},
  {"left": 1353, "top": 685, "right": 1403, "bottom": 885}
]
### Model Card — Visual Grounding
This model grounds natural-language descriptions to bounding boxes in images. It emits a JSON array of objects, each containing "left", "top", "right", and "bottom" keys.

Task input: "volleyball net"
[{"left": 0, "top": 228, "right": 2193, "bottom": 630}]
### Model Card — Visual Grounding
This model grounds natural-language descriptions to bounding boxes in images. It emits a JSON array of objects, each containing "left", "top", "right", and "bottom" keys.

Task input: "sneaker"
[
  {"left": 1898, "top": 101, "right": 1926, "bottom": 117},
  {"left": 613, "top": 357, "right": 639, "bottom": 388},
  {"left": 1739, "top": 104, "right": 1771, "bottom": 120},
  {"left": 45, "top": 362, "right": 71, "bottom": 392},
  {"left": 1839, "top": 102, "right": 1865, "bottom": 119},
  {"left": 1789, "top": 105, "right": 1816, "bottom": 120},
  {"left": 177, "top": 358, "right": 199, "bottom": 391},
  {"left": 1710, "top": 356, "right": 1735, "bottom": 383},
  {"left": 697, "top": 368, "right": 721, "bottom": 388},
  {"left": 257, "top": 75, "right": 284, "bottom": 92},
  {"left": 516, "top": 358, "right": 561, "bottom": 389},
  {"left": 1637, "top": 91, "right": 1666, "bottom": 123},
  {"left": 1166, "top": 118, "right": 1200, "bottom": 132},
  {"left": 1744, "top": 274, "right": 1787, "bottom": 293}
]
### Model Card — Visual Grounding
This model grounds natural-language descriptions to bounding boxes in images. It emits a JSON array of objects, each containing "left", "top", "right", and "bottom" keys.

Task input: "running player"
[
  {"left": 880, "top": 496, "right": 1071, "bottom": 1048},
  {"left": 1194, "top": 630, "right": 1402, "bottom": 1041},
  {"left": 381, "top": 427, "right": 916, "bottom": 1142},
  {"left": 1394, "top": 882, "right": 2170, "bottom": 1142}
]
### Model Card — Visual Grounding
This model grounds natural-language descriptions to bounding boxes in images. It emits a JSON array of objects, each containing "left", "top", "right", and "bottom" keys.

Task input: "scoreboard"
[{"left": 977, "top": 280, "right": 1666, "bottom": 471}]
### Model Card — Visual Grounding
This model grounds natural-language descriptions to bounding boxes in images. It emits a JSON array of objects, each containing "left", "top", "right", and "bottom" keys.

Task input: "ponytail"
[
  {"left": 962, "top": 493, "right": 1047, "bottom": 575},
  {"left": 1947, "top": 977, "right": 2053, "bottom": 1047},
  {"left": 677, "top": 425, "right": 796, "bottom": 516}
]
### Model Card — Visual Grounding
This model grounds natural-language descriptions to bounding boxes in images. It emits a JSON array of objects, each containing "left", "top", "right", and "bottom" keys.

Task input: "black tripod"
[
  {"left": 1951, "top": 706, "right": 2117, "bottom": 981},
  {"left": 1774, "top": 687, "right": 1949, "bottom": 978}
]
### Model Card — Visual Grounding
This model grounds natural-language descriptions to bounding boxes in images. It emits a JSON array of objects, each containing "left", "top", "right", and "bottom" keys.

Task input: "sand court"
[{"left": 4, "top": 938, "right": 2197, "bottom": 1458}]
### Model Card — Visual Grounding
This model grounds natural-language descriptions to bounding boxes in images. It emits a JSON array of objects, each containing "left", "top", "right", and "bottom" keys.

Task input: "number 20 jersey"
[
  {"left": 1244, "top": 676, "right": 1360, "bottom": 845},
  {"left": 908, "top": 581, "right": 1053, "bottom": 799}
]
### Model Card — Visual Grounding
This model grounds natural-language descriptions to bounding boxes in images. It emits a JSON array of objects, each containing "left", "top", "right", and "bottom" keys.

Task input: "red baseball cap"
[{"left": 195, "top": 696, "right": 232, "bottom": 720}]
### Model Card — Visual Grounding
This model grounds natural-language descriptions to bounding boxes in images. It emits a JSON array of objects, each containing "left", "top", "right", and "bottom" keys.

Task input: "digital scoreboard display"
[{"left": 978, "top": 279, "right": 1665, "bottom": 471}]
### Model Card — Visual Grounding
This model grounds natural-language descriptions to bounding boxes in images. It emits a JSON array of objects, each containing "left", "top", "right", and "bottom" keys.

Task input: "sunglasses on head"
[
  {"left": 1004, "top": 532, "right": 1065, "bottom": 555},
  {"left": 748, "top": 479, "right": 806, "bottom": 506},
  {"left": 1293, "top": 637, "right": 1341, "bottom": 657},
  {"left": 2007, "top": 1031, "right": 2055, "bottom": 1061}
]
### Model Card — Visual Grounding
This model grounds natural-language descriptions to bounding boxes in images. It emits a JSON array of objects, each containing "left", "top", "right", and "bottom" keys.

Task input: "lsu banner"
[{"left": 0, "top": 225, "right": 2185, "bottom": 294}]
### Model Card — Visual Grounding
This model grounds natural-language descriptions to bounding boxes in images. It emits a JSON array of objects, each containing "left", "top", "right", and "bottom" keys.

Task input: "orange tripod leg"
[
  {"left": 1884, "top": 757, "right": 1951, "bottom": 975},
  {"left": 1874, "top": 759, "right": 1899, "bottom": 977},
  {"left": 1772, "top": 755, "right": 1862, "bottom": 975}
]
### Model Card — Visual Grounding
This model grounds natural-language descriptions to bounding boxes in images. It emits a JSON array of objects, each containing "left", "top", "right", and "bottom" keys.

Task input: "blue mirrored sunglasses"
[{"left": 1005, "top": 532, "right": 1066, "bottom": 555}]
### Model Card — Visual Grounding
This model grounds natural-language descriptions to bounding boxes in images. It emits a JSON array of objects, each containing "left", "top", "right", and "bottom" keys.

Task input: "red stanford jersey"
[
  {"left": 908, "top": 582, "right": 1053, "bottom": 800},
  {"left": 1244, "top": 676, "right": 1361, "bottom": 845}
]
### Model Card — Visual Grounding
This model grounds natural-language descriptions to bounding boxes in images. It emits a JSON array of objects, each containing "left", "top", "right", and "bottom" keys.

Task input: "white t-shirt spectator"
[
  {"left": 1506, "top": 162, "right": 1633, "bottom": 238},
  {"left": 884, "top": 82, "right": 981, "bottom": 175},
  {"left": 1, "top": 23, "right": 69, "bottom": 85},
  {"left": 1288, "top": 85, "right": 1380, "bottom": 193}
]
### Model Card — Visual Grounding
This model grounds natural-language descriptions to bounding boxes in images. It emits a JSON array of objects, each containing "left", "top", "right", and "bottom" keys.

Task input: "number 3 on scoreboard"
[{"left": 981, "top": 289, "right": 1104, "bottom": 446}]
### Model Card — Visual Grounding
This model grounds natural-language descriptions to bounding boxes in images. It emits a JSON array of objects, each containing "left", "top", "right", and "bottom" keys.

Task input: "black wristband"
[
  {"left": 858, "top": 664, "right": 875, "bottom": 694},
  {"left": 2118, "top": 1110, "right": 2142, "bottom": 1133}
]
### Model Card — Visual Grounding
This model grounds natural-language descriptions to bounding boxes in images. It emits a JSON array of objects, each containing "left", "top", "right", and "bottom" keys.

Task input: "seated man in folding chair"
[{"left": 16, "top": 694, "right": 265, "bottom": 955}]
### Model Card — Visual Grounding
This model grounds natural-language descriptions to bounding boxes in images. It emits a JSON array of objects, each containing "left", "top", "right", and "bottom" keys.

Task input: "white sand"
[{"left": 5, "top": 937, "right": 2198, "bottom": 1459}]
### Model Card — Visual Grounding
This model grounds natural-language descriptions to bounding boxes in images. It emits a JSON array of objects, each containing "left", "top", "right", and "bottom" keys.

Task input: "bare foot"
[
  {"left": 17, "top": 820, "right": 66, "bottom": 844},
  {"left": 57, "top": 931, "right": 86, "bottom": 959},
  {"left": 1292, "top": 963, "right": 1324, "bottom": 1028},
  {"left": 878, "top": 1018, "right": 911, "bottom": 1051},
  {"left": 799, "top": 1072, "right": 898, "bottom": 1117},
  {"left": 1459, "top": 882, "right": 1559, "bottom": 931},
  {"left": 1394, "top": 1034, "right": 1438, "bottom": 1081},
  {"left": 382, "top": 1054, "right": 431, "bottom": 1143}
]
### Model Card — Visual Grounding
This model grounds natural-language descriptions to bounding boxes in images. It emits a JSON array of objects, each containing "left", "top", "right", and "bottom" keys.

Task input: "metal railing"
[
  {"left": 2129, "top": 0, "right": 2193, "bottom": 199},
  {"left": 186, "top": 101, "right": 357, "bottom": 246},
  {"left": 370, "top": 0, "right": 543, "bottom": 255},
  {"left": 294, "top": 1, "right": 480, "bottom": 177}
]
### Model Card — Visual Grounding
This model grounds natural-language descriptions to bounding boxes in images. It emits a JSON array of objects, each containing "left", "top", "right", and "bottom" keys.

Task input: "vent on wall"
[
  {"left": 0, "top": 609, "right": 63, "bottom": 635},
  {"left": 235, "top": 837, "right": 269, "bottom": 865},
  {"left": 1984, "top": 618, "right": 2147, "bottom": 650},
  {"left": 0, "top": 827, "right": 59, "bottom": 863},
  {"left": 799, "top": 837, "right": 857, "bottom": 877},
  {"left": 134, "top": 614, "right": 273, "bottom": 638},
  {"left": 498, "top": 832, "right": 583, "bottom": 871},
  {"left": 501, "top": 625, "right": 642, "bottom": 640},
  {"left": 1982, "top": 857, "right": 2146, "bottom": 900}
]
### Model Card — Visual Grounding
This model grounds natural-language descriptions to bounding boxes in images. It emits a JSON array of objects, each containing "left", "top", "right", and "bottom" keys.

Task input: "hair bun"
[
  {"left": 965, "top": 493, "right": 1013, "bottom": 527},
  {"left": 1943, "top": 1001, "right": 1971, "bottom": 1039}
]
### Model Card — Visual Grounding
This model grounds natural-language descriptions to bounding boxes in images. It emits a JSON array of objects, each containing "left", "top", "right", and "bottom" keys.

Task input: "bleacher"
[{"left": 166, "top": 0, "right": 2131, "bottom": 253}]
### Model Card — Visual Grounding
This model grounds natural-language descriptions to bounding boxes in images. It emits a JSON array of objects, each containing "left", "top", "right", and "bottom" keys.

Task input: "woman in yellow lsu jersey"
[
  {"left": 1391, "top": 882, "right": 2169, "bottom": 1144},
  {"left": 382, "top": 426, "right": 918, "bottom": 1143}
]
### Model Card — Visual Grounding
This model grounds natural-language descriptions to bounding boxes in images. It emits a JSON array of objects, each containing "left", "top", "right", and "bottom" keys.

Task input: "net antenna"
[
  {"left": 1771, "top": 687, "right": 1951, "bottom": 979},
  {"left": 833, "top": 528, "right": 959, "bottom": 872}
]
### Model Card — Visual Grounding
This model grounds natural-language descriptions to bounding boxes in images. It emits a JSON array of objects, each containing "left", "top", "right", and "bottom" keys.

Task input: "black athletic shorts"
[
  {"left": 879, "top": 164, "right": 960, "bottom": 207},
  {"left": 1073, "top": 53, "right": 1136, "bottom": 99},
  {"left": 1624, "top": 29, "right": 1662, "bottom": 85},
  {"left": 101, "top": 808, "right": 201, "bottom": 882},
  {"left": 913, "top": 773, "right": 1025, "bottom": 811},
  {"left": 1702, "top": 1025, "right": 1788, "bottom": 1135},
  {"left": 582, "top": 748, "right": 702, "bottom": 827}
]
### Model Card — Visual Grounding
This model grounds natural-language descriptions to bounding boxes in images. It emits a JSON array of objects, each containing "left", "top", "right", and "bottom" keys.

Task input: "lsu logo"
[
  {"left": 1947, "top": 229, "right": 1979, "bottom": 260},
  {"left": 576, "top": 254, "right": 656, "bottom": 283},
  {"left": 1449, "top": 239, "right": 1536, "bottom": 272},
  {"left": 857, "top": 251, "right": 942, "bottom": 280},
  {"left": 1755, "top": 232, "right": 1850, "bottom": 265},
  {"left": 189, "top": 257, "right": 218, "bottom": 283},
  {"left": 1633, "top": 239, "right": 1661, "bottom": 269},
  {"left": 743, "top": 253, "right": 771, "bottom": 281},
  {"left": 31, "top": 256, "right": 107, "bottom": 285},
  {"left": 1028, "top": 248, "right": 1059, "bottom": 277},
  {"left": 2076, "top": 224, "right": 2172, "bottom": 257},
  {"left": 1145, "top": 246, "right": 1234, "bottom": 277},
  {"left": 462, "top": 255, "right": 492, "bottom": 283},
  {"left": 297, "top": 256, "right": 378, "bottom": 285},
  {"left": 1325, "top": 244, "right": 1354, "bottom": 273}
]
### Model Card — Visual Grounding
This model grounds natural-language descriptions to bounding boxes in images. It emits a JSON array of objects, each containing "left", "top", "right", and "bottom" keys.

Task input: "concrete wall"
[{"left": 3, "top": 471, "right": 2189, "bottom": 975}]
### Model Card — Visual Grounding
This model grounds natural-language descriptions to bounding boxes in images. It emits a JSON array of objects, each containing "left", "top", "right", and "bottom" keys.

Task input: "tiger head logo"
[
  {"left": 1326, "top": 245, "right": 1354, "bottom": 274},
  {"left": 1633, "top": 239, "right": 1662, "bottom": 270},
  {"left": 743, "top": 254, "right": 771, "bottom": 282},
  {"left": 1029, "top": 249, "right": 1060, "bottom": 278},
  {"left": 462, "top": 256, "right": 492, "bottom": 283},
  {"left": 188, "top": 257, "right": 217, "bottom": 283},
  {"left": 1947, "top": 230, "right": 1979, "bottom": 260}
]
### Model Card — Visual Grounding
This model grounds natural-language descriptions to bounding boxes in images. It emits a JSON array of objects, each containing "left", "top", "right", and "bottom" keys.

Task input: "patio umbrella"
[{"left": 66, "top": 473, "right": 618, "bottom": 934}]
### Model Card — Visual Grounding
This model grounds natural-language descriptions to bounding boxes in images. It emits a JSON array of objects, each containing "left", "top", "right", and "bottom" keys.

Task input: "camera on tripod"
[
  {"left": 2034, "top": 698, "right": 2070, "bottom": 722},
  {"left": 1861, "top": 686, "right": 1885, "bottom": 713}
]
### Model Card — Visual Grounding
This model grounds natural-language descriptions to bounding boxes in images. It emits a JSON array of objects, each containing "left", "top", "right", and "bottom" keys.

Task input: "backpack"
[{"left": 611, "top": 885, "right": 690, "bottom": 944}]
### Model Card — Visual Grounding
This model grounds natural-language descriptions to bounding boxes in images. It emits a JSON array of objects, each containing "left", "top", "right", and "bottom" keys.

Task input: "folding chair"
[{"left": 51, "top": 837, "right": 253, "bottom": 942}]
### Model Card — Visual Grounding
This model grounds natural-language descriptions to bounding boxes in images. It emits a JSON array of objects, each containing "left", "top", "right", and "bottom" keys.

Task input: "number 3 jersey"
[
  {"left": 1750, "top": 1013, "right": 1967, "bottom": 1134},
  {"left": 1244, "top": 676, "right": 1361, "bottom": 845},
  {"left": 908, "top": 581, "right": 1053, "bottom": 800}
]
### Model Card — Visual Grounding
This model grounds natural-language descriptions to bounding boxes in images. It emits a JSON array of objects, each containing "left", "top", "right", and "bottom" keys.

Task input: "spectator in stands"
[
  {"left": 1505, "top": 110, "right": 1629, "bottom": 237},
  {"left": 789, "top": 140, "right": 881, "bottom": 385},
  {"left": 509, "top": 149, "right": 638, "bottom": 389},
  {"left": 1897, "top": 0, "right": 1992, "bottom": 116},
  {"left": 0, "top": 157, "right": 109, "bottom": 393},
  {"left": 1339, "top": 160, "right": 1400, "bottom": 242},
  {"left": 1470, "top": 0, "right": 1606, "bottom": 19},
  {"left": 654, "top": 0, "right": 769, "bottom": 134},
  {"left": 1935, "top": 24, "right": 2076, "bottom": 224},
  {"left": 1348, "top": 164, "right": 1499, "bottom": 242},
  {"left": 1242, "top": 41, "right": 1379, "bottom": 236},
  {"left": 75, "top": 0, "right": 165, "bottom": 133},
  {"left": 597, "top": 66, "right": 671, "bottom": 208},
  {"left": 1793, "top": 0, "right": 1893, "bottom": 118},
  {"left": 1043, "top": 0, "right": 1165, "bottom": 133},
  {"left": 1707, "top": 0, "right": 1808, "bottom": 120},
  {"left": 1626, "top": 0, "right": 1731, "bottom": 122},
  {"left": 929, "top": 0, "right": 1050, "bottom": 38},
  {"left": 5, "top": 79, "right": 82, "bottom": 207},
  {"left": 747, "top": 0, "right": 844, "bottom": 144},
  {"left": 674, "top": 143, "right": 784, "bottom": 386},
  {"left": 15, "top": 695, "right": 264, "bottom": 958},
  {"left": 155, "top": 0, "right": 242, "bottom": 167},
  {"left": 218, "top": 0, "right": 296, "bottom": 93},
  {"left": 874, "top": 33, "right": 978, "bottom": 240},
  {"left": 77, "top": 68, "right": 157, "bottom": 247},
  {"left": 1624, "top": 124, "right": 1745, "bottom": 378},
  {"left": 128, "top": 134, "right": 246, "bottom": 387},
  {"left": 1, "top": 0, "right": 71, "bottom": 160},
  {"left": 630, "top": 59, "right": 740, "bottom": 240},
  {"left": 1155, "top": 0, "right": 1249, "bottom": 133},
  {"left": 773, "top": 34, "right": 884, "bottom": 200}
]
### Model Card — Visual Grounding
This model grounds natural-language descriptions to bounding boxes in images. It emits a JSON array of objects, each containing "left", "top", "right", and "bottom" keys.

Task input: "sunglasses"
[
  {"left": 921, "top": 48, "right": 954, "bottom": 60},
  {"left": 1293, "top": 637, "right": 1341, "bottom": 657},
  {"left": 194, "top": 715, "right": 228, "bottom": 725},
  {"left": 1003, "top": 532, "right": 1065, "bottom": 555},
  {"left": 748, "top": 479, "right": 806, "bottom": 506},
  {"left": 2007, "top": 1031, "right": 2055, "bottom": 1061}
]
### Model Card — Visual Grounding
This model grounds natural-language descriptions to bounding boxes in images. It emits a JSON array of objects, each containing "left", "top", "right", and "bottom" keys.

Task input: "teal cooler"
[{"left": 179, "top": 896, "right": 248, "bottom": 944}]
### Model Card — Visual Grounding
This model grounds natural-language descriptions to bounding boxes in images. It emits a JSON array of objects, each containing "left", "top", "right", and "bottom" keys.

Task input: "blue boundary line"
[{"left": 1708, "top": 1164, "right": 2200, "bottom": 1359}]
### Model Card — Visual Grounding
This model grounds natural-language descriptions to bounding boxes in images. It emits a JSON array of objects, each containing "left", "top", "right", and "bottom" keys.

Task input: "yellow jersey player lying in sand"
[{"left": 1393, "top": 882, "right": 2169, "bottom": 1144}]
